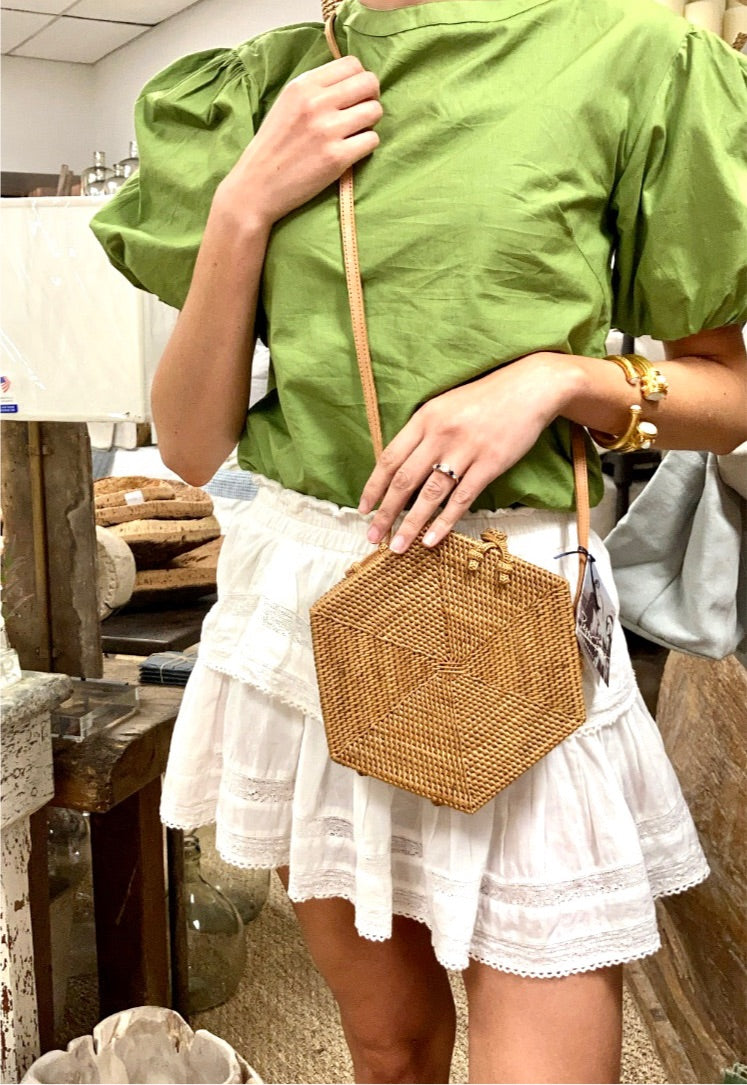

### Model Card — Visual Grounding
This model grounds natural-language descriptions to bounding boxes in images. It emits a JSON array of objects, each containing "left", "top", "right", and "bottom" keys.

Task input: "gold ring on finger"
[{"left": 432, "top": 462, "right": 462, "bottom": 485}]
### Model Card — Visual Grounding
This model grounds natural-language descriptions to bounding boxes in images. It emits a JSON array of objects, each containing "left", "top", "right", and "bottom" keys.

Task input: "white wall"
[
  {"left": 92, "top": 0, "right": 318, "bottom": 163},
  {"left": 2, "top": 0, "right": 318, "bottom": 176},
  {"left": 1, "top": 56, "right": 95, "bottom": 174}
]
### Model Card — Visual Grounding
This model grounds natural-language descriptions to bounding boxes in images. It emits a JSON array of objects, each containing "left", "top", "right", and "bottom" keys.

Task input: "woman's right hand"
[{"left": 216, "top": 56, "right": 382, "bottom": 227}]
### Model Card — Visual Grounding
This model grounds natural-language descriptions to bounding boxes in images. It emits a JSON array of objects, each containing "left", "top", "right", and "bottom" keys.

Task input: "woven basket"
[
  {"left": 321, "top": 0, "right": 341, "bottom": 17},
  {"left": 310, "top": 528, "right": 586, "bottom": 814}
]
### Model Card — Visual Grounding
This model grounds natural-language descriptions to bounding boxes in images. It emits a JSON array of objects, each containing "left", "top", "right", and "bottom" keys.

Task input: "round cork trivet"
[
  {"left": 110, "top": 515, "right": 221, "bottom": 566},
  {"left": 96, "top": 485, "right": 213, "bottom": 526},
  {"left": 130, "top": 566, "right": 219, "bottom": 606},
  {"left": 169, "top": 537, "right": 223, "bottom": 569},
  {"left": 95, "top": 483, "right": 175, "bottom": 510},
  {"left": 94, "top": 475, "right": 170, "bottom": 496}
]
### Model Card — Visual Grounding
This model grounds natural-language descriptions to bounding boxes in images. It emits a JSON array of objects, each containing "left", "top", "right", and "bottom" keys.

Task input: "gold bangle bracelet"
[
  {"left": 590, "top": 404, "right": 658, "bottom": 453},
  {"left": 605, "top": 354, "right": 639, "bottom": 387},
  {"left": 605, "top": 353, "right": 669, "bottom": 402}
]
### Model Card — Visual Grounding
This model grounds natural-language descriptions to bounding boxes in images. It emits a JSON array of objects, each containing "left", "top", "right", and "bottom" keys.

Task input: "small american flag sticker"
[{"left": 0, "top": 376, "right": 10, "bottom": 393}]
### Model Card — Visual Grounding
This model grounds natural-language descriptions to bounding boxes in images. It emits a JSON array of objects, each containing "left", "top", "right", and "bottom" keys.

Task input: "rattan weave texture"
[{"left": 310, "top": 529, "right": 586, "bottom": 814}]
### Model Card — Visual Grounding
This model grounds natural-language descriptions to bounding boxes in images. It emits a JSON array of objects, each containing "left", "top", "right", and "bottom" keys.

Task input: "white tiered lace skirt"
[{"left": 160, "top": 474, "right": 708, "bottom": 978}]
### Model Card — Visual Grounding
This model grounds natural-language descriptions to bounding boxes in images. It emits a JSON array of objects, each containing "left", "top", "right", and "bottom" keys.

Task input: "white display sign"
[{"left": 0, "top": 196, "right": 177, "bottom": 423}]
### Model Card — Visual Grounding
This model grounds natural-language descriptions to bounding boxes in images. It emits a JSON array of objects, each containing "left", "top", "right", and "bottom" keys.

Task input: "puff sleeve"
[
  {"left": 91, "top": 49, "right": 259, "bottom": 310},
  {"left": 611, "top": 29, "right": 747, "bottom": 340}
]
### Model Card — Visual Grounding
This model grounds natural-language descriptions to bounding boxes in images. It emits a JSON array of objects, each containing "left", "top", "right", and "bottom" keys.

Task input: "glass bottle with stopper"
[
  {"left": 81, "top": 151, "right": 113, "bottom": 196},
  {"left": 117, "top": 140, "right": 139, "bottom": 179},
  {"left": 105, "top": 163, "right": 127, "bottom": 195}
]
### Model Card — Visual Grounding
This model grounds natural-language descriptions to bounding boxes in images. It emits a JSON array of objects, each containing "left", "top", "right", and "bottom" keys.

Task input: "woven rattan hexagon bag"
[{"left": 309, "top": 15, "right": 589, "bottom": 815}]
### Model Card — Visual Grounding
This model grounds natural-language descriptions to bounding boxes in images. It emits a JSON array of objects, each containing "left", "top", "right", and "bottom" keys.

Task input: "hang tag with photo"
[{"left": 575, "top": 556, "right": 616, "bottom": 685}]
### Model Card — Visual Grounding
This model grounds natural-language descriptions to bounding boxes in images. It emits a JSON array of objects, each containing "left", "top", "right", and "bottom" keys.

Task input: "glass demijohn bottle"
[
  {"left": 211, "top": 865, "right": 270, "bottom": 924},
  {"left": 183, "top": 833, "right": 246, "bottom": 1013},
  {"left": 80, "top": 151, "right": 113, "bottom": 196}
]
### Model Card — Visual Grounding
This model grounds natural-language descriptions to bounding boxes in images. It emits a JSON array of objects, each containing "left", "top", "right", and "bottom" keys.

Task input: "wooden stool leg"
[
  {"left": 166, "top": 828, "right": 190, "bottom": 1020},
  {"left": 89, "top": 779, "right": 168, "bottom": 1016}
]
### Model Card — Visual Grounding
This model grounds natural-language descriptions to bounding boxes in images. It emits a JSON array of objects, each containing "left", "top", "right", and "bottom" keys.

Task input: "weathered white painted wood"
[
  {"left": 1, "top": 822, "right": 37, "bottom": 1084},
  {"left": 1, "top": 672, "right": 71, "bottom": 1084}
]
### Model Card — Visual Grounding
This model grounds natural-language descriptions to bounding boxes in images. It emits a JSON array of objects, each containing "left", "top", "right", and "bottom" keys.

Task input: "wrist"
[
  {"left": 211, "top": 178, "right": 275, "bottom": 238},
  {"left": 515, "top": 351, "right": 587, "bottom": 419}
]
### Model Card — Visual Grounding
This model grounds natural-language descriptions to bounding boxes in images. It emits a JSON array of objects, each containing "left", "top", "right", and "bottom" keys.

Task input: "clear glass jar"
[
  {"left": 104, "top": 163, "right": 127, "bottom": 195},
  {"left": 81, "top": 150, "right": 113, "bottom": 196},
  {"left": 47, "top": 808, "right": 90, "bottom": 891},
  {"left": 117, "top": 139, "right": 139, "bottom": 179},
  {"left": 184, "top": 833, "right": 246, "bottom": 1013}
]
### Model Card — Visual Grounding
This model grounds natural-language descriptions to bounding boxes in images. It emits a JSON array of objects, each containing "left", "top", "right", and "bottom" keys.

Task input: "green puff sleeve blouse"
[{"left": 91, "top": 0, "right": 747, "bottom": 512}]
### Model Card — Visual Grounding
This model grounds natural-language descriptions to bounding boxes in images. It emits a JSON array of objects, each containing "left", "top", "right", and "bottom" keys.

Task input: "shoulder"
[
  {"left": 235, "top": 22, "right": 331, "bottom": 100},
  {"left": 581, "top": 0, "right": 690, "bottom": 48},
  {"left": 136, "top": 21, "right": 329, "bottom": 107}
]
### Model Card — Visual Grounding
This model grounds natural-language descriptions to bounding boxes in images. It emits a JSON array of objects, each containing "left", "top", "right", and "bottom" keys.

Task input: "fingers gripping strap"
[
  {"left": 325, "top": 16, "right": 385, "bottom": 460},
  {"left": 324, "top": 14, "right": 588, "bottom": 610}
]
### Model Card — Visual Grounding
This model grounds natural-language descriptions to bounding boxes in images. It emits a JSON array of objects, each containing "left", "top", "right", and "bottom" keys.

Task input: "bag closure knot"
[{"left": 467, "top": 530, "right": 513, "bottom": 582}]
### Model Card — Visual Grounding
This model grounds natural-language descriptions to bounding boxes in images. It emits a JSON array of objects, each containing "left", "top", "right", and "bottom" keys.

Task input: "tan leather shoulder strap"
[
  {"left": 571, "top": 424, "right": 590, "bottom": 607},
  {"left": 325, "top": 16, "right": 385, "bottom": 460},
  {"left": 325, "top": 13, "right": 589, "bottom": 607}
]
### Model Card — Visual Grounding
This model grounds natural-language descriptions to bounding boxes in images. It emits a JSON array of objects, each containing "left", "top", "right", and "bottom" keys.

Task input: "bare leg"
[
  {"left": 463, "top": 960, "right": 623, "bottom": 1084},
  {"left": 276, "top": 868, "right": 456, "bottom": 1084}
]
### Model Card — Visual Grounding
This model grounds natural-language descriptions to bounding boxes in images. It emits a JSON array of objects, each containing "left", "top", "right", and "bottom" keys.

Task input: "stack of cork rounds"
[
  {"left": 654, "top": 0, "right": 747, "bottom": 49},
  {"left": 94, "top": 476, "right": 222, "bottom": 611}
]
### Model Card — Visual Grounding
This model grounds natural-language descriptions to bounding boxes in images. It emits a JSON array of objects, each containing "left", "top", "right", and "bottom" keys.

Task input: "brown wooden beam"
[
  {"left": 89, "top": 778, "right": 169, "bottom": 1016},
  {"left": 166, "top": 828, "right": 190, "bottom": 1020},
  {"left": 2, "top": 420, "right": 102, "bottom": 678},
  {"left": 1, "top": 421, "right": 52, "bottom": 672}
]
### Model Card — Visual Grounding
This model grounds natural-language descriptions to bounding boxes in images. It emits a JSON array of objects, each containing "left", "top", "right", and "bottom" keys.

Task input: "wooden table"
[
  {"left": 48, "top": 669, "right": 187, "bottom": 1021},
  {"left": 100, "top": 597, "right": 214, "bottom": 655}
]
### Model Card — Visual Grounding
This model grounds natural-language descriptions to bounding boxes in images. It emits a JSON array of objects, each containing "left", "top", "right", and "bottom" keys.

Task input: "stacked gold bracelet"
[
  {"left": 589, "top": 353, "right": 668, "bottom": 453},
  {"left": 605, "top": 353, "right": 669, "bottom": 402}
]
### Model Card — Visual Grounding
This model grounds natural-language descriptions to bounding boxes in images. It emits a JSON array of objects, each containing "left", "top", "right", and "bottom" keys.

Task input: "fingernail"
[
  {"left": 389, "top": 534, "right": 406, "bottom": 554},
  {"left": 423, "top": 530, "right": 437, "bottom": 547},
  {"left": 367, "top": 526, "right": 381, "bottom": 544},
  {"left": 358, "top": 498, "right": 369, "bottom": 514}
]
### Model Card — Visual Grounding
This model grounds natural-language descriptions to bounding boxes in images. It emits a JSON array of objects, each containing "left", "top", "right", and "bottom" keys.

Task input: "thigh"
[
  {"left": 276, "top": 868, "right": 456, "bottom": 1084},
  {"left": 463, "top": 959, "right": 623, "bottom": 1085}
]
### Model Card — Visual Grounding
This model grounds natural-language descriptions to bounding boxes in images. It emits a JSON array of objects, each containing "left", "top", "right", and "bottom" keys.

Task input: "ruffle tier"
[{"left": 160, "top": 475, "right": 708, "bottom": 977}]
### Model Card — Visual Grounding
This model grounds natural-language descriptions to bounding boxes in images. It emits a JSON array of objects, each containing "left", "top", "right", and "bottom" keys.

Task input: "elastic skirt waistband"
[{"left": 242, "top": 473, "right": 577, "bottom": 555}]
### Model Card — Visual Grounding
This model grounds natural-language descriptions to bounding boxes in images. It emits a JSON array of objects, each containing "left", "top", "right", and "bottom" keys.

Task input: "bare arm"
[
  {"left": 358, "top": 323, "right": 747, "bottom": 552},
  {"left": 559, "top": 323, "right": 747, "bottom": 455},
  {"left": 151, "top": 55, "right": 383, "bottom": 486}
]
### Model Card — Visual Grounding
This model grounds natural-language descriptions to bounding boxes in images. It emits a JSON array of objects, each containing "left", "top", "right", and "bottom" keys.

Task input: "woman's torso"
[{"left": 238, "top": 0, "right": 684, "bottom": 509}]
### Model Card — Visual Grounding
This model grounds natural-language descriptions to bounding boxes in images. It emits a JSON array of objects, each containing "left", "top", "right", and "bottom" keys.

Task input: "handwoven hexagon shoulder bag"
[{"left": 309, "top": 15, "right": 589, "bottom": 815}]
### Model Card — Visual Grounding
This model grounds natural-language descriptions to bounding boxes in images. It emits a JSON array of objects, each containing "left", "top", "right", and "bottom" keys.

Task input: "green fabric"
[{"left": 91, "top": 0, "right": 747, "bottom": 512}]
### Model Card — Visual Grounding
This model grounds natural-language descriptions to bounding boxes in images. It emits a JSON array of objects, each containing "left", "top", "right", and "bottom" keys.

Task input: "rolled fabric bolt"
[
  {"left": 653, "top": 0, "right": 686, "bottom": 12},
  {"left": 685, "top": 0, "right": 723, "bottom": 32},
  {"left": 723, "top": 5, "right": 747, "bottom": 40}
]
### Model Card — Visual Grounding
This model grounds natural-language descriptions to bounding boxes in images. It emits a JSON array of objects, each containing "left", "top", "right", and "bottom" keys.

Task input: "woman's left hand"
[{"left": 358, "top": 351, "right": 572, "bottom": 553}]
